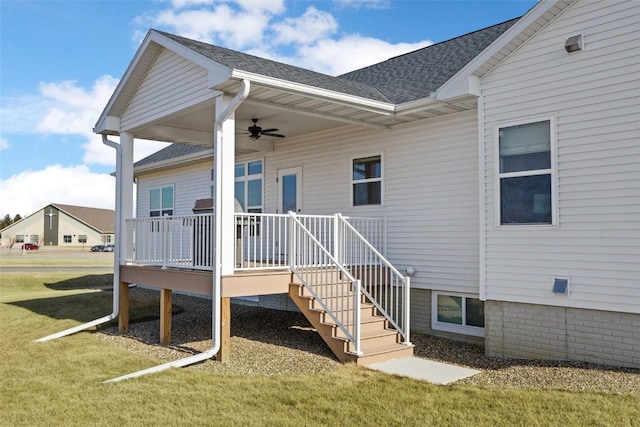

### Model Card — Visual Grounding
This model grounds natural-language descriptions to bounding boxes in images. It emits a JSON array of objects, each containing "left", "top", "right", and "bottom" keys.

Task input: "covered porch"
[{"left": 87, "top": 28, "right": 477, "bottom": 379}]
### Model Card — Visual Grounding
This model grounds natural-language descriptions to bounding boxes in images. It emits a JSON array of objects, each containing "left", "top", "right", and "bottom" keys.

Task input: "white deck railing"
[
  {"left": 124, "top": 214, "right": 213, "bottom": 270},
  {"left": 124, "top": 213, "right": 384, "bottom": 271},
  {"left": 288, "top": 214, "right": 362, "bottom": 354},
  {"left": 335, "top": 214, "right": 410, "bottom": 346}
]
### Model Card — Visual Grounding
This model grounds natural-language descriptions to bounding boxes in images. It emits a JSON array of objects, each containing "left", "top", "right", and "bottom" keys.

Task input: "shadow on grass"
[
  {"left": 44, "top": 274, "right": 113, "bottom": 291},
  {"left": 7, "top": 275, "right": 183, "bottom": 327}
]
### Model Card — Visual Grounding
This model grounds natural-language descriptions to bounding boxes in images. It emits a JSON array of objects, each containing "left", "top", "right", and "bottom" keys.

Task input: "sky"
[{"left": 0, "top": 0, "right": 537, "bottom": 218}]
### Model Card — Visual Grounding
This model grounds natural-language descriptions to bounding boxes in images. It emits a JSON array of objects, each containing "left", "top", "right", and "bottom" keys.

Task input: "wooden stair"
[{"left": 288, "top": 281, "right": 413, "bottom": 366}]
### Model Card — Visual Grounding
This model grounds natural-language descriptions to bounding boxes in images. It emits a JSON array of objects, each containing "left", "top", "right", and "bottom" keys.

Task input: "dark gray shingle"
[
  {"left": 339, "top": 18, "right": 519, "bottom": 103},
  {"left": 158, "top": 17, "right": 518, "bottom": 105},
  {"left": 157, "top": 31, "right": 391, "bottom": 102},
  {"left": 134, "top": 144, "right": 210, "bottom": 168}
]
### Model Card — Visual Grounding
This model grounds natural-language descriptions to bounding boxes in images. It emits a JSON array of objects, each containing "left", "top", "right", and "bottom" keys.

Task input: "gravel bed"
[{"left": 98, "top": 288, "right": 639, "bottom": 393}]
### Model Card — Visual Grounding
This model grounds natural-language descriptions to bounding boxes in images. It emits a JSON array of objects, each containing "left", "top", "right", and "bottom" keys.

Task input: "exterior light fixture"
[{"left": 565, "top": 35, "right": 583, "bottom": 53}]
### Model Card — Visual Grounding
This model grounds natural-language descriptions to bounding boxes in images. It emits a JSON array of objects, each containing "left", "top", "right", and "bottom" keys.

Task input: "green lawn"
[{"left": 1, "top": 272, "right": 638, "bottom": 427}]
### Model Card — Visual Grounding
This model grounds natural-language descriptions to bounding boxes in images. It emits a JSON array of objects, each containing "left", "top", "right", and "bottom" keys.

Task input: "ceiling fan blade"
[
  {"left": 261, "top": 132, "right": 285, "bottom": 138},
  {"left": 260, "top": 128, "right": 279, "bottom": 133}
]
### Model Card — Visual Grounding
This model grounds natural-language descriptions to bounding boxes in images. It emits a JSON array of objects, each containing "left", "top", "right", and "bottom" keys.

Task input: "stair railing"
[
  {"left": 335, "top": 213, "right": 411, "bottom": 346},
  {"left": 288, "top": 212, "right": 363, "bottom": 355}
]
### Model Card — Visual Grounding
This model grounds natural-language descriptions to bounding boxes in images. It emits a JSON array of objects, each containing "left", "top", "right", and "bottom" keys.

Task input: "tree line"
[{"left": 0, "top": 214, "right": 23, "bottom": 230}]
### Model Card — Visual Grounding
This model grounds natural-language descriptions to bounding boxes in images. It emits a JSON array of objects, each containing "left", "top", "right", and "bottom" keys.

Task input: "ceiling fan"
[{"left": 247, "top": 119, "right": 285, "bottom": 140}]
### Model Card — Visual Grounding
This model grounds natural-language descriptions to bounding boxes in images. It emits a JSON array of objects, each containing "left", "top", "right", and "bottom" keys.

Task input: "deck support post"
[
  {"left": 216, "top": 297, "right": 231, "bottom": 362},
  {"left": 118, "top": 281, "right": 130, "bottom": 333},
  {"left": 160, "top": 289, "right": 172, "bottom": 344}
]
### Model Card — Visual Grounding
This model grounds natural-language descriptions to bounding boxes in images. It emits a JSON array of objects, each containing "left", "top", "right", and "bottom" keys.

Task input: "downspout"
[
  {"left": 105, "top": 79, "right": 250, "bottom": 383},
  {"left": 34, "top": 135, "right": 122, "bottom": 342}
]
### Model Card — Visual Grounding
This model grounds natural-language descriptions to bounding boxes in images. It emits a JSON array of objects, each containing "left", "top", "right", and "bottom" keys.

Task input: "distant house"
[
  {"left": 0, "top": 203, "right": 115, "bottom": 248},
  {"left": 94, "top": 0, "right": 639, "bottom": 370}
]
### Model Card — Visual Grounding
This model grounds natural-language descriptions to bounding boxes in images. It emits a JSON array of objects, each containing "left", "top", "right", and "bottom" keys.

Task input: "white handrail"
[
  {"left": 288, "top": 212, "right": 362, "bottom": 355},
  {"left": 336, "top": 213, "right": 411, "bottom": 346}
]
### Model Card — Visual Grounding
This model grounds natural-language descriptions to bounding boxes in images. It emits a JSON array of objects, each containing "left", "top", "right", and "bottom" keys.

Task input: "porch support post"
[
  {"left": 215, "top": 96, "right": 237, "bottom": 276},
  {"left": 216, "top": 297, "right": 231, "bottom": 361},
  {"left": 160, "top": 289, "right": 172, "bottom": 344},
  {"left": 118, "top": 281, "right": 130, "bottom": 333},
  {"left": 119, "top": 132, "right": 135, "bottom": 261}
]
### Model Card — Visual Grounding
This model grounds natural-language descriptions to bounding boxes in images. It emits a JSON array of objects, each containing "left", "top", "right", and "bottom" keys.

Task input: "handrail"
[
  {"left": 288, "top": 212, "right": 362, "bottom": 355},
  {"left": 336, "top": 213, "right": 411, "bottom": 346}
]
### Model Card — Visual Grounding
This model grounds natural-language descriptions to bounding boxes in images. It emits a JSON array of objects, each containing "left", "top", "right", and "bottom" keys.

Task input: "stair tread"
[{"left": 358, "top": 342, "right": 414, "bottom": 356}]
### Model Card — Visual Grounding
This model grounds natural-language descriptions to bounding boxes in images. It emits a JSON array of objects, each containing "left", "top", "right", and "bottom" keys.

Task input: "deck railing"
[
  {"left": 335, "top": 214, "right": 411, "bottom": 346},
  {"left": 124, "top": 213, "right": 384, "bottom": 272},
  {"left": 124, "top": 214, "right": 213, "bottom": 270},
  {"left": 288, "top": 213, "right": 362, "bottom": 354}
]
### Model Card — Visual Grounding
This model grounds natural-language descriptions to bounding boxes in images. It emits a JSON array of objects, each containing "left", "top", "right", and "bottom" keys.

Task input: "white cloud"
[
  {"left": 0, "top": 165, "right": 116, "bottom": 217},
  {"left": 0, "top": 136, "right": 9, "bottom": 151},
  {"left": 297, "top": 35, "right": 431, "bottom": 76},
  {"left": 272, "top": 7, "right": 338, "bottom": 45},
  {"left": 332, "top": 0, "right": 390, "bottom": 9}
]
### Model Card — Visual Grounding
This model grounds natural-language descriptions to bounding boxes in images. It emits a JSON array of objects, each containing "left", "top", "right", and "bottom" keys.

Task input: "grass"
[
  {"left": 1, "top": 272, "right": 639, "bottom": 427},
  {"left": 0, "top": 251, "right": 113, "bottom": 267}
]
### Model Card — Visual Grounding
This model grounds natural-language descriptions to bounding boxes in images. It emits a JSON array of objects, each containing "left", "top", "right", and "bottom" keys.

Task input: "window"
[
  {"left": 64, "top": 235, "right": 72, "bottom": 243},
  {"left": 432, "top": 292, "right": 484, "bottom": 337},
  {"left": 235, "top": 160, "right": 263, "bottom": 213},
  {"left": 78, "top": 235, "right": 87, "bottom": 243},
  {"left": 150, "top": 186, "right": 174, "bottom": 217},
  {"left": 497, "top": 119, "right": 555, "bottom": 225},
  {"left": 16, "top": 235, "right": 24, "bottom": 243},
  {"left": 352, "top": 155, "right": 382, "bottom": 206},
  {"left": 30, "top": 235, "right": 38, "bottom": 243},
  {"left": 106, "top": 235, "right": 112, "bottom": 243}
]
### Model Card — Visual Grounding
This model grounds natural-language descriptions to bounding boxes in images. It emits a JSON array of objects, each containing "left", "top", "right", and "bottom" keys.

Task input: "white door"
[{"left": 277, "top": 166, "right": 302, "bottom": 214}]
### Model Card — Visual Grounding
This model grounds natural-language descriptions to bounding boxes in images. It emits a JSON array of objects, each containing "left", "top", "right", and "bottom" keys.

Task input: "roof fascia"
[
  {"left": 231, "top": 70, "right": 396, "bottom": 116},
  {"left": 435, "top": 0, "right": 573, "bottom": 101}
]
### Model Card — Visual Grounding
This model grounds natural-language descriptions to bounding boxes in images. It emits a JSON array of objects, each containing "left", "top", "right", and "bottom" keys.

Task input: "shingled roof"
[
  {"left": 157, "top": 31, "right": 390, "bottom": 103},
  {"left": 339, "top": 18, "right": 519, "bottom": 103},
  {"left": 158, "top": 17, "right": 518, "bottom": 105},
  {"left": 52, "top": 203, "right": 115, "bottom": 234},
  {"left": 134, "top": 144, "right": 210, "bottom": 168}
]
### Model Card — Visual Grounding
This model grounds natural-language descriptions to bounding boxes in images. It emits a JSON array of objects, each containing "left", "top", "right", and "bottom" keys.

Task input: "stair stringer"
[{"left": 288, "top": 282, "right": 414, "bottom": 366}]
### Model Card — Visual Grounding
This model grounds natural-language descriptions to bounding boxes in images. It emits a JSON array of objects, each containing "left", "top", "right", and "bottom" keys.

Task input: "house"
[
  {"left": 90, "top": 0, "right": 638, "bottom": 375},
  {"left": 0, "top": 203, "right": 115, "bottom": 249}
]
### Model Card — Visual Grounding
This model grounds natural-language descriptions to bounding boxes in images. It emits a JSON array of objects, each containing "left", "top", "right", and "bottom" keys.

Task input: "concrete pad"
[{"left": 368, "top": 357, "right": 481, "bottom": 385}]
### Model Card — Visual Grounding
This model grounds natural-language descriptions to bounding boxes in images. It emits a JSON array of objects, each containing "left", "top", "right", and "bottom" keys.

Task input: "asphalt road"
[{"left": 0, "top": 247, "right": 114, "bottom": 273}]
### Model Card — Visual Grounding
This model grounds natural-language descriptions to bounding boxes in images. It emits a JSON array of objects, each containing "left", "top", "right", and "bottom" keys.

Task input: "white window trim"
[
  {"left": 493, "top": 115, "right": 558, "bottom": 228},
  {"left": 350, "top": 152, "right": 384, "bottom": 208},
  {"left": 432, "top": 292, "right": 485, "bottom": 337},
  {"left": 235, "top": 158, "right": 264, "bottom": 213},
  {"left": 150, "top": 185, "right": 175, "bottom": 217}
]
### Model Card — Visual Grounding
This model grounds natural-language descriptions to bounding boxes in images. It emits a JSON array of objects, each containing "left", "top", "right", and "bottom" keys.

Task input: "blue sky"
[{"left": 0, "top": 0, "right": 536, "bottom": 218}]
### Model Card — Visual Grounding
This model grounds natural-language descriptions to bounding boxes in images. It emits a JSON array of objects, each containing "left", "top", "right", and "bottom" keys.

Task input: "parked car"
[
  {"left": 22, "top": 243, "right": 39, "bottom": 251},
  {"left": 103, "top": 244, "right": 115, "bottom": 252},
  {"left": 90, "top": 245, "right": 105, "bottom": 252}
]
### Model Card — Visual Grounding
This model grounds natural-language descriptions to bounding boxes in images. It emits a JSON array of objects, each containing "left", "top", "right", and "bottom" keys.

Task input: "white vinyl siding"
[
  {"left": 121, "top": 48, "right": 214, "bottom": 132},
  {"left": 481, "top": 0, "right": 640, "bottom": 313},
  {"left": 136, "top": 162, "right": 213, "bottom": 218},
  {"left": 238, "top": 110, "right": 480, "bottom": 294}
]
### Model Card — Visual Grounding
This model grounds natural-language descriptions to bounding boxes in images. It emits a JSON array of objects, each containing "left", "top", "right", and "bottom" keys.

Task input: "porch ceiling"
[{"left": 127, "top": 78, "right": 477, "bottom": 149}]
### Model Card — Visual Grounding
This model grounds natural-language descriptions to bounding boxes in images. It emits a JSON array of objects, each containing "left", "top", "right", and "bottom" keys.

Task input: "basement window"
[{"left": 432, "top": 292, "right": 484, "bottom": 337}]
